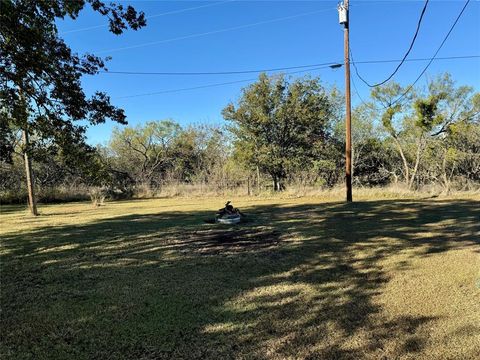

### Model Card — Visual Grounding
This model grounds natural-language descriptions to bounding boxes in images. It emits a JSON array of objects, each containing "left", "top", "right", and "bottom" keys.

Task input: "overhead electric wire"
[
  {"left": 60, "top": 0, "right": 236, "bottom": 35},
  {"left": 61, "top": 0, "right": 385, "bottom": 37},
  {"left": 350, "top": 71, "right": 372, "bottom": 109},
  {"left": 387, "top": 0, "right": 472, "bottom": 108},
  {"left": 114, "top": 52, "right": 479, "bottom": 100},
  {"left": 352, "top": 54, "right": 479, "bottom": 66},
  {"left": 117, "top": 78, "right": 261, "bottom": 99},
  {"left": 95, "top": 7, "right": 336, "bottom": 54},
  {"left": 349, "top": 0, "right": 472, "bottom": 111},
  {"left": 352, "top": 0, "right": 430, "bottom": 88},
  {"left": 115, "top": 64, "right": 336, "bottom": 99},
  {"left": 104, "top": 61, "right": 339, "bottom": 76},
  {"left": 62, "top": 0, "right": 387, "bottom": 36},
  {"left": 100, "top": 55, "right": 480, "bottom": 76}
]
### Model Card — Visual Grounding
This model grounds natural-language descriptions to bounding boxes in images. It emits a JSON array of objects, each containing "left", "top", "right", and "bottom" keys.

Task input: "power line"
[
  {"left": 61, "top": 0, "right": 394, "bottom": 36},
  {"left": 100, "top": 55, "right": 480, "bottom": 76},
  {"left": 104, "top": 61, "right": 339, "bottom": 76},
  {"left": 115, "top": 52, "right": 479, "bottom": 99},
  {"left": 116, "top": 64, "right": 335, "bottom": 99},
  {"left": 60, "top": 0, "right": 236, "bottom": 35},
  {"left": 352, "top": 0, "right": 430, "bottom": 88},
  {"left": 349, "top": 48, "right": 384, "bottom": 111},
  {"left": 118, "top": 79, "right": 258, "bottom": 99},
  {"left": 350, "top": 71, "right": 373, "bottom": 110},
  {"left": 95, "top": 7, "right": 336, "bottom": 54},
  {"left": 388, "top": 0, "right": 472, "bottom": 108},
  {"left": 353, "top": 55, "right": 479, "bottom": 66},
  {"left": 350, "top": 0, "right": 472, "bottom": 111},
  {"left": 114, "top": 51, "right": 479, "bottom": 99},
  {"left": 61, "top": 0, "right": 384, "bottom": 37}
]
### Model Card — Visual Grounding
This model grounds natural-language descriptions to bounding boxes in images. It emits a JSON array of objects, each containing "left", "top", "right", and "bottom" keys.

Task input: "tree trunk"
[
  {"left": 22, "top": 129, "right": 38, "bottom": 216},
  {"left": 441, "top": 150, "right": 449, "bottom": 193},
  {"left": 256, "top": 165, "right": 260, "bottom": 193},
  {"left": 393, "top": 136, "right": 409, "bottom": 186},
  {"left": 272, "top": 175, "right": 284, "bottom": 192},
  {"left": 392, "top": 172, "right": 398, "bottom": 184},
  {"left": 441, "top": 149, "right": 456, "bottom": 195},
  {"left": 273, "top": 176, "right": 278, "bottom": 192},
  {"left": 408, "top": 136, "right": 424, "bottom": 190},
  {"left": 273, "top": 176, "right": 285, "bottom": 192}
]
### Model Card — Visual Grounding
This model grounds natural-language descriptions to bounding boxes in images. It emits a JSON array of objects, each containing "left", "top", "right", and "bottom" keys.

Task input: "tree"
[
  {"left": 0, "top": 0, "right": 146, "bottom": 214},
  {"left": 0, "top": 134, "right": 112, "bottom": 204},
  {"left": 372, "top": 74, "right": 479, "bottom": 190},
  {"left": 333, "top": 103, "right": 392, "bottom": 186},
  {"left": 175, "top": 125, "right": 232, "bottom": 187},
  {"left": 444, "top": 113, "right": 480, "bottom": 187},
  {"left": 109, "top": 120, "right": 181, "bottom": 190},
  {"left": 423, "top": 75, "right": 479, "bottom": 191},
  {"left": 223, "top": 74, "right": 334, "bottom": 191},
  {"left": 371, "top": 82, "right": 414, "bottom": 187},
  {"left": 372, "top": 82, "right": 442, "bottom": 189}
]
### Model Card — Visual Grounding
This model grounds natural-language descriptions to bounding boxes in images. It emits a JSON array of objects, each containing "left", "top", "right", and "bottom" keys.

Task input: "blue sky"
[{"left": 56, "top": 0, "right": 480, "bottom": 145}]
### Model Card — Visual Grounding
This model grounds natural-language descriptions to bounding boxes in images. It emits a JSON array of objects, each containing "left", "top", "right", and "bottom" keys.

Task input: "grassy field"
[{"left": 1, "top": 194, "right": 479, "bottom": 359}]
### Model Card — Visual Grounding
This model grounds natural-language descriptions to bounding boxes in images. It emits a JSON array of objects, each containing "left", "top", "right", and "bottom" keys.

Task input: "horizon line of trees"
[
  {"left": 2, "top": 1, "right": 479, "bottom": 213},
  {"left": 1, "top": 72, "right": 479, "bottom": 205}
]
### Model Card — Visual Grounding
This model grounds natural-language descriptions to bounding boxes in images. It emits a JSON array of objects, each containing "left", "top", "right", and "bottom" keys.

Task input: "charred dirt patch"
[{"left": 180, "top": 228, "right": 282, "bottom": 255}]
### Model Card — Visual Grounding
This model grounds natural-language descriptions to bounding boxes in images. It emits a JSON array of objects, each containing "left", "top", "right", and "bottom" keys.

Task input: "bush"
[
  {"left": 0, "top": 189, "right": 27, "bottom": 204},
  {"left": 89, "top": 187, "right": 106, "bottom": 207},
  {"left": 38, "top": 186, "right": 90, "bottom": 203}
]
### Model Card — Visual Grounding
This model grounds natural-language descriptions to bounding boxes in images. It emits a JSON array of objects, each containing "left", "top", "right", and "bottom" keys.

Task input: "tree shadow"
[
  {"left": 1, "top": 199, "right": 478, "bottom": 359},
  {"left": 0, "top": 204, "right": 27, "bottom": 215}
]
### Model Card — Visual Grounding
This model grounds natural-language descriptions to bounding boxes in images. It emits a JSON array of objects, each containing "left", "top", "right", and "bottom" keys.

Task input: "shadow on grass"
[
  {"left": 0, "top": 204, "right": 28, "bottom": 215},
  {"left": 1, "top": 199, "right": 479, "bottom": 359}
]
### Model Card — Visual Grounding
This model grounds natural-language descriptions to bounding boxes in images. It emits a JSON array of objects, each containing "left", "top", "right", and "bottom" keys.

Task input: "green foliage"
[
  {"left": 109, "top": 120, "right": 181, "bottom": 188},
  {"left": 370, "top": 74, "right": 480, "bottom": 189},
  {"left": 446, "top": 118, "right": 480, "bottom": 182},
  {"left": 0, "top": 0, "right": 146, "bottom": 162},
  {"left": 381, "top": 105, "right": 401, "bottom": 136},
  {"left": 371, "top": 82, "right": 409, "bottom": 107},
  {"left": 1, "top": 66, "right": 479, "bottom": 203},
  {"left": 223, "top": 73, "right": 334, "bottom": 190},
  {"left": 413, "top": 95, "right": 444, "bottom": 131}
]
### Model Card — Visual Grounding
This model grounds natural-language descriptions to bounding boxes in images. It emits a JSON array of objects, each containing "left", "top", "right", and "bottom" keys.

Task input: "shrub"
[{"left": 89, "top": 187, "right": 106, "bottom": 207}]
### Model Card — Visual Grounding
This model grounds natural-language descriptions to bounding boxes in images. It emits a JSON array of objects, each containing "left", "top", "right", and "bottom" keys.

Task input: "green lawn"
[{"left": 1, "top": 195, "right": 479, "bottom": 359}]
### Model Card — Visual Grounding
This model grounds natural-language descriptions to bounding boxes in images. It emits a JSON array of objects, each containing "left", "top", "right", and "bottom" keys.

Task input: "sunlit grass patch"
[{"left": 1, "top": 194, "right": 479, "bottom": 359}]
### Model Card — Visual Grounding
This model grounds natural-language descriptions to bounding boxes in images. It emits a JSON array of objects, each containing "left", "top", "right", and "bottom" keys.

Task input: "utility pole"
[{"left": 338, "top": 0, "right": 353, "bottom": 202}]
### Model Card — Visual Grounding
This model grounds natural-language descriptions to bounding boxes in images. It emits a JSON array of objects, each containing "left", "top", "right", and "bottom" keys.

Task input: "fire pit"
[{"left": 215, "top": 201, "right": 244, "bottom": 224}]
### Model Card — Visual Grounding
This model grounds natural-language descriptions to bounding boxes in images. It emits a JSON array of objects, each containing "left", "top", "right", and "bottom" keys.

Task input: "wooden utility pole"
[
  {"left": 22, "top": 129, "right": 38, "bottom": 216},
  {"left": 339, "top": 0, "right": 353, "bottom": 202}
]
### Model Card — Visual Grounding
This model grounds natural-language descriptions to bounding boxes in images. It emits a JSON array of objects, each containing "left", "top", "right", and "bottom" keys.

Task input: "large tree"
[
  {"left": 371, "top": 74, "right": 479, "bottom": 190},
  {"left": 336, "top": 104, "right": 393, "bottom": 186},
  {"left": 223, "top": 74, "right": 334, "bottom": 191},
  {"left": 109, "top": 120, "right": 181, "bottom": 190},
  {"left": 0, "top": 0, "right": 146, "bottom": 213}
]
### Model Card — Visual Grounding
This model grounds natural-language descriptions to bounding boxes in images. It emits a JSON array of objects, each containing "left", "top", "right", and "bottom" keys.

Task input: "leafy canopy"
[
  {"left": 223, "top": 74, "right": 334, "bottom": 186},
  {"left": 0, "top": 0, "right": 146, "bottom": 163}
]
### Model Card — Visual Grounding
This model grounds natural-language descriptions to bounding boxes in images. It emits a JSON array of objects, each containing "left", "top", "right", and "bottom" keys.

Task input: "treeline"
[{"left": 1, "top": 72, "right": 479, "bottom": 204}]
